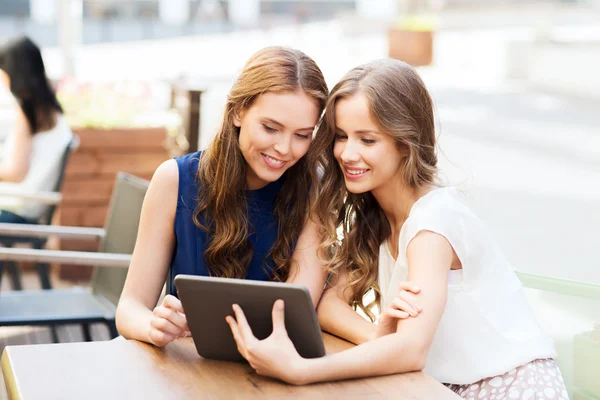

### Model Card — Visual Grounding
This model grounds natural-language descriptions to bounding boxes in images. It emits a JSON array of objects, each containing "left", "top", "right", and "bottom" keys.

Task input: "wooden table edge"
[
  {"left": 0, "top": 335, "right": 460, "bottom": 399},
  {"left": 1, "top": 347, "right": 20, "bottom": 400}
]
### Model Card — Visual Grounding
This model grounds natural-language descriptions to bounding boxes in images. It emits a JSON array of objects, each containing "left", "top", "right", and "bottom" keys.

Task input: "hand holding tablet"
[{"left": 174, "top": 275, "right": 325, "bottom": 362}]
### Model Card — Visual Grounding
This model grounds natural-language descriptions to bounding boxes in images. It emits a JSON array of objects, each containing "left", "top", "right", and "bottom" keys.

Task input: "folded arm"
[
  {"left": 229, "top": 230, "right": 455, "bottom": 384},
  {"left": 317, "top": 269, "right": 376, "bottom": 344},
  {"left": 0, "top": 109, "right": 31, "bottom": 182},
  {"left": 299, "top": 230, "right": 452, "bottom": 383}
]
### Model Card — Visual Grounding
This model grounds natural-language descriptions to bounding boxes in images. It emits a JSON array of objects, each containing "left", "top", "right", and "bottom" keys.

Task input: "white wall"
[
  {"left": 228, "top": 0, "right": 260, "bottom": 28},
  {"left": 30, "top": 0, "right": 58, "bottom": 24},
  {"left": 158, "top": 0, "right": 190, "bottom": 25},
  {"left": 507, "top": 40, "right": 600, "bottom": 100},
  {"left": 355, "top": 0, "right": 399, "bottom": 19}
]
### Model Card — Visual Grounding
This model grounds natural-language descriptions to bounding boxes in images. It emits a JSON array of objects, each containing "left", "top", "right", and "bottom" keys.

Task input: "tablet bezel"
[{"left": 174, "top": 274, "right": 326, "bottom": 362}]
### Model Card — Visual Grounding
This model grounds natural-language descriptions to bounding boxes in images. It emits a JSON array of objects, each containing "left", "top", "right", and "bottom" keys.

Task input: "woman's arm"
[
  {"left": 116, "top": 160, "right": 186, "bottom": 345},
  {"left": 317, "top": 270, "right": 376, "bottom": 345},
  {"left": 286, "top": 218, "right": 328, "bottom": 308},
  {"left": 228, "top": 230, "right": 453, "bottom": 384},
  {"left": 300, "top": 231, "right": 451, "bottom": 383},
  {"left": 0, "top": 108, "right": 32, "bottom": 182}
]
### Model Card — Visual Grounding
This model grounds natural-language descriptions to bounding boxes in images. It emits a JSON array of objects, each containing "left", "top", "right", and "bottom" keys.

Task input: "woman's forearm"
[
  {"left": 0, "top": 164, "right": 26, "bottom": 182},
  {"left": 317, "top": 292, "right": 375, "bottom": 345},
  {"left": 115, "top": 297, "right": 154, "bottom": 343},
  {"left": 299, "top": 331, "right": 428, "bottom": 384}
]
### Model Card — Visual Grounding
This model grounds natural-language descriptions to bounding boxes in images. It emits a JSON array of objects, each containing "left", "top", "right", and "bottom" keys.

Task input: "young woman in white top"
[
  {"left": 0, "top": 36, "right": 72, "bottom": 223},
  {"left": 226, "top": 59, "right": 568, "bottom": 399}
]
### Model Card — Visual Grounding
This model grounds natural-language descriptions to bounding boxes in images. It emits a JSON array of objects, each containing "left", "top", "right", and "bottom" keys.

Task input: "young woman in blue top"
[{"left": 116, "top": 46, "right": 329, "bottom": 347}]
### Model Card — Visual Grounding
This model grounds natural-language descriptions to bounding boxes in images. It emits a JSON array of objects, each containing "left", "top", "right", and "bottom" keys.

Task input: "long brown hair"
[
  {"left": 194, "top": 46, "right": 328, "bottom": 281},
  {"left": 311, "top": 59, "right": 437, "bottom": 320}
]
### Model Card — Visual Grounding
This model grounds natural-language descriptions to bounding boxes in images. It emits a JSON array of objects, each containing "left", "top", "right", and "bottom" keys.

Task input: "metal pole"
[{"left": 58, "top": 0, "right": 83, "bottom": 77}]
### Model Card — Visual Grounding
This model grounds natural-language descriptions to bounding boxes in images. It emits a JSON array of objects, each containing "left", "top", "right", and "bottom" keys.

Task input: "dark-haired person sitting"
[{"left": 0, "top": 36, "right": 72, "bottom": 224}]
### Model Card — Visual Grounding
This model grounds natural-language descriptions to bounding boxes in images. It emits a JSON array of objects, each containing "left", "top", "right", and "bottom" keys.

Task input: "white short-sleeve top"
[
  {"left": 378, "top": 187, "right": 556, "bottom": 385},
  {"left": 0, "top": 113, "right": 73, "bottom": 220}
]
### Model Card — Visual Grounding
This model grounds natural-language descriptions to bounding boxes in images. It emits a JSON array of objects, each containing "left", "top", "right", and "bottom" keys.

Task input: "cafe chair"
[
  {"left": 516, "top": 270, "right": 600, "bottom": 400},
  {"left": 0, "top": 135, "right": 79, "bottom": 290},
  {"left": 0, "top": 172, "right": 148, "bottom": 343}
]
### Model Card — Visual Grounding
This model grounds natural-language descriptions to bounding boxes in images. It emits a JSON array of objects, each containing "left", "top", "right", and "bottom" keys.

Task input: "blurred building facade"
[{"left": 2, "top": 0, "right": 596, "bottom": 48}]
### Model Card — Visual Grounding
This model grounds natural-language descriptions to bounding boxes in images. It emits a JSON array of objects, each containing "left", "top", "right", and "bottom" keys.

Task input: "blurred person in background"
[{"left": 0, "top": 35, "right": 73, "bottom": 224}]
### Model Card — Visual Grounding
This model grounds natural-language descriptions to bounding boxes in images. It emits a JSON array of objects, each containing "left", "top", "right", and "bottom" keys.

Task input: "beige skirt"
[{"left": 445, "top": 359, "right": 568, "bottom": 400}]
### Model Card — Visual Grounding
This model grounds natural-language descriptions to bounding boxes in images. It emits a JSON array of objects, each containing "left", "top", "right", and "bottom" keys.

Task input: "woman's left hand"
[{"left": 226, "top": 300, "right": 311, "bottom": 385}]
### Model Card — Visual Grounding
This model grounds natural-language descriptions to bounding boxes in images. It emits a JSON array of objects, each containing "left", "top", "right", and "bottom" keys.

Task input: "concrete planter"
[{"left": 388, "top": 28, "right": 434, "bottom": 67}]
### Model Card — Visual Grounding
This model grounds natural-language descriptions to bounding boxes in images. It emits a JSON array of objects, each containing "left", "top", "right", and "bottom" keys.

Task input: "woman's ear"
[
  {"left": 396, "top": 143, "right": 410, "bottom": 158},
  {"left": 233, "top": 108, "right": 246, "bottom": 128}
]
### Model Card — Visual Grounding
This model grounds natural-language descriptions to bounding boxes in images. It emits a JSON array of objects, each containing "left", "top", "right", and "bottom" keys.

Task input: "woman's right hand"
[
  {"left": 148, "top": 294, "right": 190, "bottom": 347},
  {"left": 375, "top": 282, "right": 422, "bottom": 339}
]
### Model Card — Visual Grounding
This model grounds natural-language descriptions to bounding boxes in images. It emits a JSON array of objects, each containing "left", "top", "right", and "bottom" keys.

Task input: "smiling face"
[
  {"left": 333, "top": 92, "right": 405, "bottom": 195},
  {"left": 235, "top": 89, "right": 320, "bottom": 190}
]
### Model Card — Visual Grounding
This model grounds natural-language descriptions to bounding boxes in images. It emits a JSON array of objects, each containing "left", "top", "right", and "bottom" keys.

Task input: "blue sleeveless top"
[{"left": 168, "top": 151, "right": 284, "bottom": 295}]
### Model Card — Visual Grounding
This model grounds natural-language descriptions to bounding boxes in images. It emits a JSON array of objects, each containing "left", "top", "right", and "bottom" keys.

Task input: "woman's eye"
[
  {"left": 362, "top": 138, "right": 376, "bottom": 144},
  {"left": 335, "top": 134, "right": 347, "bottom": 141},
  {"left": 263, "top": 124, "right": 277, "bottom": 133},
  {"left": 295, "top": 133, "right": 311, "bottom": 140}
]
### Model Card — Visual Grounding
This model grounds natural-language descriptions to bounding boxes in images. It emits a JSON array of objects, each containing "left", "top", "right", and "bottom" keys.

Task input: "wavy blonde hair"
[
  {"left": 194, "top": 46, "right": 328, "bottom": 281},
  {"left": 311, "top": 59, "right": 437, "bottom": 320}
]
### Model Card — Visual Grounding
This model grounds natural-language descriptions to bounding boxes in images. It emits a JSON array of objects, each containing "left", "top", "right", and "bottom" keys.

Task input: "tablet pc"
[{"left": 174, "top": 275, "right": 326, "bottom": 362}]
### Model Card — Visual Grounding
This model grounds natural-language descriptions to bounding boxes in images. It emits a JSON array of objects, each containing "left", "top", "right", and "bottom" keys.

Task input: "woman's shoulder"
[
  {"left": 171, "top": 151, "right": 204, "bottom": 209},
  {"left": 31, "top": 113, "right": 71, "bottom": 138},
  {"left": 401, "top": 187, "right": 491, "bottom": 259},
  {"left": 409, "top": 187, "right": 470, "bottom": 222},
  {"left": 140, "top": 159, "right": 179, "bottom": 219},
  {"left": 173, "top": 151, "right": 202, "bottom": 181},
  {"left": 151, "top": 159, "right": 179, "bottom": 192},
  {"left": 400, "top": 188, "right": 471, "bottom": 250},
  {"left": 174, "top": 150, "right": 202, "bottom": 163}
]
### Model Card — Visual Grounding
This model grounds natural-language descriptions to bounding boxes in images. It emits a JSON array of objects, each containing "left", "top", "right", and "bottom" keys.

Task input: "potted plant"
[
  {"left": 55, "top": 79, "right": 184, "bottom": 279},
  {"left": 388, "top": 1, "right": 439, "bottom": 67}
]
